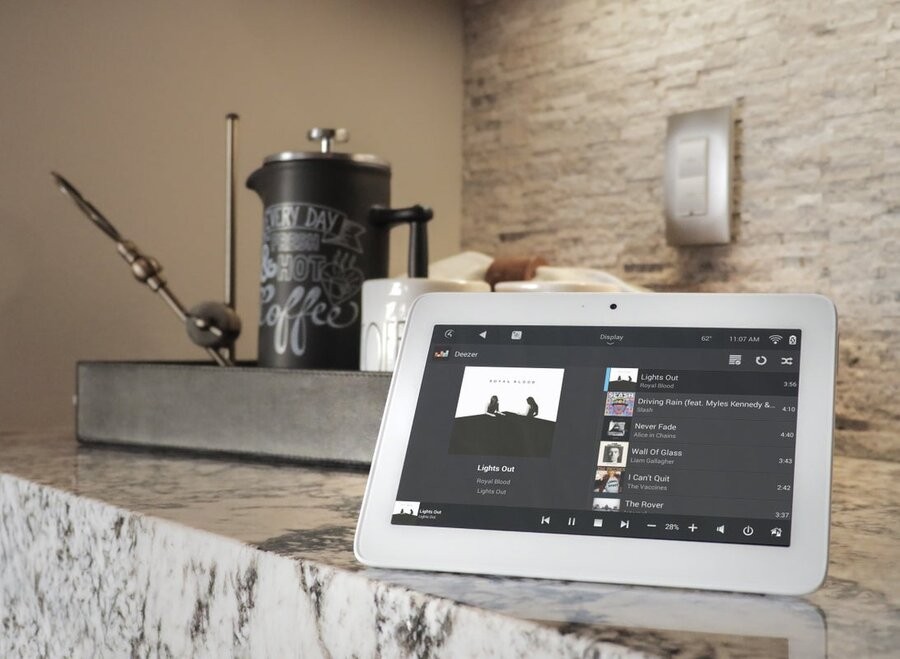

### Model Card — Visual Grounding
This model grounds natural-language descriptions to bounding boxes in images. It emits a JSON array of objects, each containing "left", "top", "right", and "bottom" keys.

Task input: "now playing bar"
[
  {"left": 401, "top": 503, "right": 791, "bottom": 547},
  {"left": 532, "top": 512, "right": 790, "bottom": 546}
]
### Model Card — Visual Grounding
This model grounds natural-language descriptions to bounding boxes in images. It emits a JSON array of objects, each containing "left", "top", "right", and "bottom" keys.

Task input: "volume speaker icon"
[{"left": 769, "top": 335, "right": 783, "bottom": 345}]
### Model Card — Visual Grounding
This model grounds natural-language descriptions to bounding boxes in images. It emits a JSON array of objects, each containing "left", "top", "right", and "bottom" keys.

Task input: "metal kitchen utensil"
[
  {"left": 51, "top": 171, "right": 240, "bottom": 366},
  {"left": 223, "top": 112, "right": 239, "bottom": 362}
]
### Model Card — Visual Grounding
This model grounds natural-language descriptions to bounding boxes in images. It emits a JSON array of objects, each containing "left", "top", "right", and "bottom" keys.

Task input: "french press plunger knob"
[{"left": 307, "top": 127, "right": 349, "bottom": 153}]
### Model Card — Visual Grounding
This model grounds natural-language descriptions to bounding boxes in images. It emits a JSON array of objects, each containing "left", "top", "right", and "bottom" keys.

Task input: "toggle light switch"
[
  {"left": 675, "top": 175, "right": 707, "bottom": 217},
  {"left": 677, "top": 137, "right": 708, "bottom": 178}
]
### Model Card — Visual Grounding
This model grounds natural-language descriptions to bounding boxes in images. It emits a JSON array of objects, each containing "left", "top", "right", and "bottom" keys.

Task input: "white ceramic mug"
[
  {"left": 494, "top": 280, "right": 622, "bottom": 293},
  {"left": 360, "top": 278, "right": 490, "bottom": 371}
]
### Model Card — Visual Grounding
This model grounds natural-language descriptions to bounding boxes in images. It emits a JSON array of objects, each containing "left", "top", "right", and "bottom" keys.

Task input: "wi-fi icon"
[{"left": 769, "top": 335, "right": 783, "bottom": 345}]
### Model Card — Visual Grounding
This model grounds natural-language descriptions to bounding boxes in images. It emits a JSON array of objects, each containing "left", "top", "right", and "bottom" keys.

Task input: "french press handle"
[{"left": 370, "top": 205, "right": 433, "bottom": 278}]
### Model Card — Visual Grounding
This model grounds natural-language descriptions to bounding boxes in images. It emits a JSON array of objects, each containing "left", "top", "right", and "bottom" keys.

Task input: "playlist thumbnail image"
[
  {"left": 594, "top": 468, "right": 622, "bottom": 494},
  {"left": 604, "top": 391, "right": 635, "bottom": 417},
  {"left": 605, "top": 367, "right": 639, "bottom": 392},
  {"left": 598, "top": 440, "right": 629, "bottom": 468},
  {"left": 391, "top": 500, "right": 421, "bottom": 525},
  {"left": 449, "top": 366, "right": 565, "bottom": 458},
  {"left": 593, "top": 497, "right": 621, "bottom": 512},
  {"left": 602, "top": 418, "right": 631, "bottom": 440}
]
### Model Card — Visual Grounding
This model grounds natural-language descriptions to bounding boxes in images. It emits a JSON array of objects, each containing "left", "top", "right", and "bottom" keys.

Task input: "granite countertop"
[{"left": 1, "top": 430, "right": 897, "bottom": 657}]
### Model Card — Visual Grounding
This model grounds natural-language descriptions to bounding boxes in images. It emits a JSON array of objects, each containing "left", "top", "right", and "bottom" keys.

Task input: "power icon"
[{"left": 743, "top": 525, "right": 754, "bottom": 537}]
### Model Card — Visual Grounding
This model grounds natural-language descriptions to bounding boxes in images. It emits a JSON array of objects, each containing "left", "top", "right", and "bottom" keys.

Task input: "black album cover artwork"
[
  {"left": 448, "top": 366, "right": 565, "bottom": 457},
  {"left": 603, "top": 418, "right": 630, "bottom": 439}
]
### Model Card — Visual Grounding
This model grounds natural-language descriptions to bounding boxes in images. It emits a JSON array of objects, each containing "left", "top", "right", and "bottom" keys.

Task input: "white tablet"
[{"left": 355, "top": 293, "right": 837, "bottom": 595}]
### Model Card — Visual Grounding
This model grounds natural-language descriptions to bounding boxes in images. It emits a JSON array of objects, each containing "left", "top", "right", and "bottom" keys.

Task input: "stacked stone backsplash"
[{"left": 462, "top": 0, "right": 899, "bottom": 460}]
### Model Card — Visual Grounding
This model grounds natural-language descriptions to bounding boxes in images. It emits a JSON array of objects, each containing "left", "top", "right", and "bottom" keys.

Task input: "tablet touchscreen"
[{"left": 391, "top": 326, "right": 801, "bottom": 547}]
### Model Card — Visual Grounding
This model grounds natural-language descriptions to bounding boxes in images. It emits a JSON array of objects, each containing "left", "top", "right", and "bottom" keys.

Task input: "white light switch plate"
[{"left": 664, "top": 107, "right": 733, "bottom": 245}]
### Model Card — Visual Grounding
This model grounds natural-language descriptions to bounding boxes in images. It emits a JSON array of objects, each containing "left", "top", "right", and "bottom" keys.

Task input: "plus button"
[{"left": 688, "top": 523, "right": 698, "bottom": 532}]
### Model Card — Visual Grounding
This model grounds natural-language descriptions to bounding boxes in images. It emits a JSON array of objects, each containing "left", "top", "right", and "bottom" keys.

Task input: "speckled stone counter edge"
[{"left": 0, "top": 474, "right": 653, "bottom": 659}]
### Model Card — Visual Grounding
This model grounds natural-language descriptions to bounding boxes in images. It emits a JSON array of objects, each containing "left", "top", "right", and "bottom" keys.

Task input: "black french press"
[{"left": 247, "top": 128, "right": 432, "bottom": 370}]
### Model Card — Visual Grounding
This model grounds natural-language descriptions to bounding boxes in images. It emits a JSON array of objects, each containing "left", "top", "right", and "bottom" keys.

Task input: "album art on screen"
[
  {"left": 391, "top": 501, "right": 421, "bottom": 525},
  {"left": 594, "top": 468, "right": 622, "bottom": 494},
  {"left": 449, "top": 366, "right": 565, "bottom": 457},
  {"left": 604, "top": 391, "right": 635, "bottom": 417},
  {"left": 605, "top": 367, "right": 639, "bottom": 392},
  {"left": 592, "top": 497, "right": 621, "bottom": 512},
  {"left": 598, "top": 441, "right": 629, "bottom": 468},
  {"left": 603, "top": 418, "right": 630, "bottom": 439}
]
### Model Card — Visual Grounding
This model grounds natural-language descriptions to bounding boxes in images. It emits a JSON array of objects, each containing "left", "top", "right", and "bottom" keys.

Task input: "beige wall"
[
  {"left": 463, "top": 0, "right": 898, "bottom": 459},
  {"left": 0, "top": 0, "right": 463, "bottom": 429}
]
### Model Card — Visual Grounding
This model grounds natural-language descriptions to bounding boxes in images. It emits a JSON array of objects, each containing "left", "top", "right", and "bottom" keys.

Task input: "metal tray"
[{"left": 76, "top": 361, "right": 391, "bottom": 467}]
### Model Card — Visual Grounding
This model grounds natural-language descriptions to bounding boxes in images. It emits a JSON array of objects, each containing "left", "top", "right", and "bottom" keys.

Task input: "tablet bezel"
[{"left": 355, "top": 293, "right": 837, "bottom": 595}]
